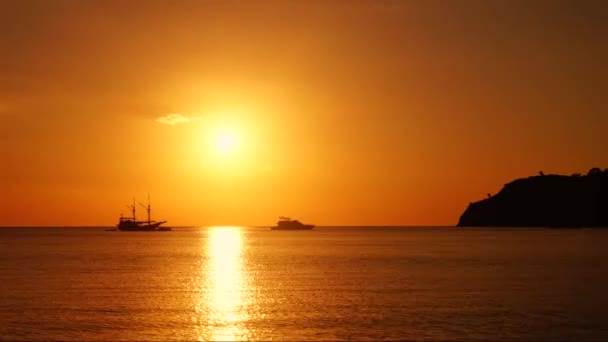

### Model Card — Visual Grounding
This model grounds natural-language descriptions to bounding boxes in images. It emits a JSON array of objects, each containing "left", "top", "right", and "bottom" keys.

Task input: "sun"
[
  {"left": 197, "top": 114, "right": 252, "bottom": 167},
  {"left": 214, "top": 130, "right": 237, "bottom": 154}
]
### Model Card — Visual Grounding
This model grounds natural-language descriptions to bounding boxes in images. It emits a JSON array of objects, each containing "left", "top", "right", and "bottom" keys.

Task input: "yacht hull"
[{"left": 270, "top": 225, "right": 314, "bottom": 230}]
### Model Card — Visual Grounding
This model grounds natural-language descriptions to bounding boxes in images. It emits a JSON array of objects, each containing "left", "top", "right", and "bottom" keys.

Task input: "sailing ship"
[
  {"left": 271, "top": 216, "right": 314, "bottom": 230},
  {"left": 117, "top": 195, "right": 169, "bottom": 231}
]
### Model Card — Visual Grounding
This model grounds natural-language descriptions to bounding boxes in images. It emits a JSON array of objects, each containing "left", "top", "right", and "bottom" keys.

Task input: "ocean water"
[{"left": 0, "top": 227, "right": 607, "bottom": 341}]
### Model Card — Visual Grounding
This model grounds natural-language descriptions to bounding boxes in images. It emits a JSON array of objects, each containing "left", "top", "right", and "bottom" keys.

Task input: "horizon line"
[{"left": 0, "top": 225, "right": 457, "bottom": 228}]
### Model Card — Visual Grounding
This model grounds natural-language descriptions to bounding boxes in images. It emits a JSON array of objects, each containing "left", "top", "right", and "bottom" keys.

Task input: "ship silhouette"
[
  {"left": 117, "top": 195, "right": 169, "bottom": 231},
  {"left": 271, "top": 216, "right": 314, "bottom": 230}
]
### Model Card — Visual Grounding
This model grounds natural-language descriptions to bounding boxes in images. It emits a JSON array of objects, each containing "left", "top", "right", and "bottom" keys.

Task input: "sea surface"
[{"left": 0, "top": 226, "right": 607, "bottom": 341}]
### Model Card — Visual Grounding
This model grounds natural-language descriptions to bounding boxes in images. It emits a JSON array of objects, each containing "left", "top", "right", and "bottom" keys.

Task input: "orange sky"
[{"left": 1, "top": 1, "right": 607, "bottom": 226}]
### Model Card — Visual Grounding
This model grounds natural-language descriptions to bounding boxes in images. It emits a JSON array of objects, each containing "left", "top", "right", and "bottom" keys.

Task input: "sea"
[{"left": 0, "top": 226, "right": 607, "bottom": 341}]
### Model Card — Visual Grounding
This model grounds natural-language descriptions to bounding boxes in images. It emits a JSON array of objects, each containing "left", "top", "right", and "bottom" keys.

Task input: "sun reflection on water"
[{"left": 194, "top": 226, "right": 250, "bottom": 341}]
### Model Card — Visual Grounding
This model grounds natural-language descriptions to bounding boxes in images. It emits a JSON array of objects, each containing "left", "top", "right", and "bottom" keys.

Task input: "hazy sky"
[{"left": 1, "top": 0, "right": 607, "bottom": 226}]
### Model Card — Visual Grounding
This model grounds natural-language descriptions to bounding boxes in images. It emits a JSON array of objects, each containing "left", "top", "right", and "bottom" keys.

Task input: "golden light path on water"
[{"left": 194, "top": 226, "right": 250, "bottom": 341}]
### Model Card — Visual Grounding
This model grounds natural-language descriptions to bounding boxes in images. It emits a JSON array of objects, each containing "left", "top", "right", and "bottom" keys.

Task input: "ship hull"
[
  {"left": 118, "top": 226, "right": 157, "bottom": 231},
  {"left": 117, "top": 221, "right": 166, "bottom": 231},
  {"left": 270, "top": 225, "right": 314, "bottom": 230}
]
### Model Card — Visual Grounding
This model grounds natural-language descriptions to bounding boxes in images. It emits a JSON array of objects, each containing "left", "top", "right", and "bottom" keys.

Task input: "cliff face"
[{"left": 457, "top": 169, "right": 608, "bottom": 227}]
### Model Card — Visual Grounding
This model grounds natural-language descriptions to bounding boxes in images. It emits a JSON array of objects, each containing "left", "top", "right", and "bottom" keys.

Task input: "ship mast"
[
  {"left": 131, "top": 198, "right": 136, "bottom": 221},
  {"left": 147, "top": 194, "right": 151, "bottom": 225},
  {"left": 139, "top": 193, "right": 151, "bottom": 225}
]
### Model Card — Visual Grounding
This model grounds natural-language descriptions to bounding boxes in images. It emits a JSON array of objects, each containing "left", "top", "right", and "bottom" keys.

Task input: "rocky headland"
[{"left": 457, "top": 168, "right": 608, "bottom": 227}]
